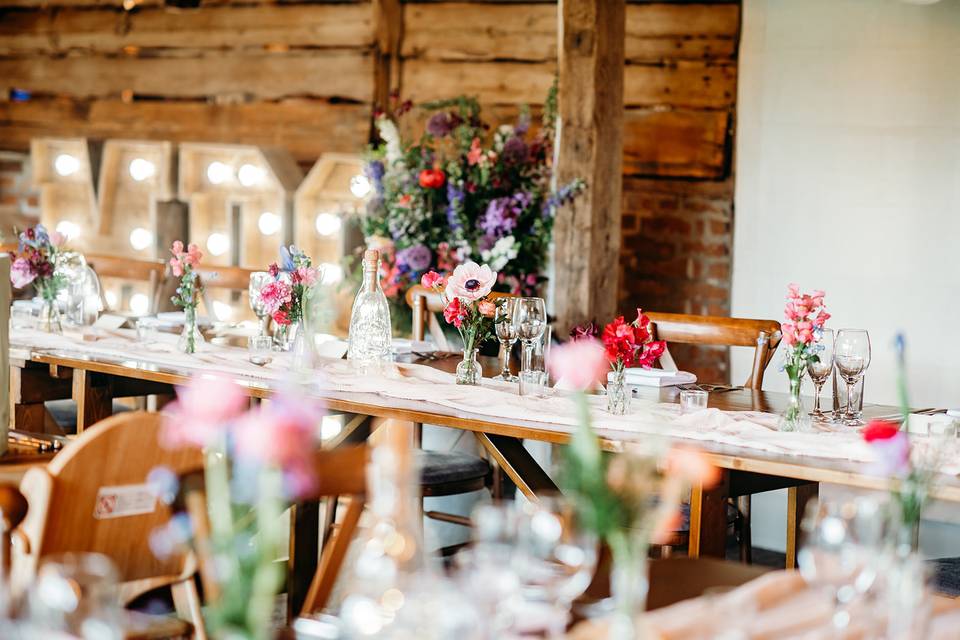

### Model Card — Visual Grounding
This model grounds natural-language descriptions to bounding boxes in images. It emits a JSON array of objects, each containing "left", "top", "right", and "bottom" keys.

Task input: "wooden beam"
[
  {"left": 0, "top": 50, "right": 374, "bottom": 102},
  {"left": 372, "top": 0, "right": 403, "bottom": 113},
  {"left": 553, "top": 0, "right": 625, "bottom": 334}
]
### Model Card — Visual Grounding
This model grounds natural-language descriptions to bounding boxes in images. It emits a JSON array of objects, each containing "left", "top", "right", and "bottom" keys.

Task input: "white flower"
[
  {"left": 376, "top": 116, "right": 404, "bottom": 168},
  {"left": 480, "top": 235, "right": 518, "bottom": 272}
]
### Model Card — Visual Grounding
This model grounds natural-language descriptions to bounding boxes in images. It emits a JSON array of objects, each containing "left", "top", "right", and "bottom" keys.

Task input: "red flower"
[
  {"left": 421, "top": 271, "right": 445, "bottom": 290},
  {"left": 273, "top": 310, "right": 291, "bottom": 326},
  {"left": 601, "top": 310, "right": 665, "bottom": 369},
  {"left": 268, "top": 263, "right": 280, "bottom": 278},
  {"left": 398, "top": 194, "right": 412, "bottom": 208},
  {"left": 418, "top": 168, "right": 446, "bottom": 189},
  {"left": 442, "top": 298, "right": 468, "bottom": 329},
  {"left": 863, "top": 419, "right": 901, "bottom": 442}
]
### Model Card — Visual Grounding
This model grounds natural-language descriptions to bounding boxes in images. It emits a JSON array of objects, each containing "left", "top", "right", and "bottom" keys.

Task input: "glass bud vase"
[
  {"left": 608, "top": 533, "right": 650, "bottom": 640},
  {"left": 778, "top": 370, "right": 810, "bottom": 432},
  {"left": 37, "top": 298, "right": 63, "bottom": 334},
  {"left": 455, "top": 348, "right": 482, "bottom": 385},
  {"left": 177, "top": 306, "right": 204, "bottom": 354},
  {"left": 607, "top": 369, "right": 630, "bottom": 415},
  {"left": 274, "top": 321, "right": 299, "bottom": 352}
]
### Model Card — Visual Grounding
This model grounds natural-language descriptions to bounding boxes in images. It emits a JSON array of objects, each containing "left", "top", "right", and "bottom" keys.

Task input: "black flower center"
[{"left": 465, "top": 279, "right": 480, "bottom": 291}]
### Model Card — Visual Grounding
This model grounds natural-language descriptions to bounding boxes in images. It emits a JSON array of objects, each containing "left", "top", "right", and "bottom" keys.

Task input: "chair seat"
[{"left": 417, "top": 450, "right": 489, "bottom": 487}]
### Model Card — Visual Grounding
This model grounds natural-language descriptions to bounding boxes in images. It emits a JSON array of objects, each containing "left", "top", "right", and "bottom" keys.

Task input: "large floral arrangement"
[
  {"left": 359, "top": 89, "right": 585, "bottom": 321},
  {"left": 9, "top": 224, "right": 67, "bottom": 300},
  {"left": 420, "top": 262, "right": 498, "bottom": 357},
  {"left": 259, "top": 245, "right": 319, "bottom": 327}
]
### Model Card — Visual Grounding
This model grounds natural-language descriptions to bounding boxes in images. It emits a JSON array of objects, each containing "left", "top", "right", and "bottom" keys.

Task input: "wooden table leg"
[
  {"left": 288, "top": 500, "right": 320, "bottom": 621},
  {"left": 786, "top": 482, "right": 819, "bottom": 568},
  {"left": 474, "top": 433, "right": 558, "bottom": 500},
  {"left": 72, "top": 369, "right": 113, "bottom": 433},
  {"left": 689, "top": 470, "right": 731, "bottom": 559},
  {"left": 9, "top": 363, "right": 72, "bottom": 433}
]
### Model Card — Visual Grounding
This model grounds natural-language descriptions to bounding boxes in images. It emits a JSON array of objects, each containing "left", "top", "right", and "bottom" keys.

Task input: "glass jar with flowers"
[
  {"left": 779, "top": 284, "right": 830, "bottom": 431},
  {"left": 10, "top": 225, "right": 68, "bottom": 333},
  {"left": 421, "top": 262, "right": 498, "bottom": 385},
  {"left": 258, "top": 246, "right": 319, "bottom": 352},
  {"left": 168, "top": 241, "right": 204, "bottom": 354},
  {"left": 571, "top": 310, "right": 666, "bottom": 416},
  {"left": 549, "top": 339, "right": 719, "bottom": 639}
]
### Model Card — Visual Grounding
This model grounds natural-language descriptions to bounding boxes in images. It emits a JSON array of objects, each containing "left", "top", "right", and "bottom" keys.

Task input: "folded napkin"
[{"left": 607, "top": 368, "right": 697, "bottom": 388}]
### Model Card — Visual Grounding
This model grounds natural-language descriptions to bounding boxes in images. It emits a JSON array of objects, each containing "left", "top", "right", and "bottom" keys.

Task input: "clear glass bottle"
[{"left": 347, "top": 249, "right": 393, "bottom": 368}]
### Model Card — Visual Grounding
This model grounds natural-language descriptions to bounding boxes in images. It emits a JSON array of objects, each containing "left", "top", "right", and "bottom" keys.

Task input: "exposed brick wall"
[
  {"left": 619, "top": 176, "right": 734, "bottom": 384},
  {"left": 0, "top": 152, "right": 39, "bottom": 242}
]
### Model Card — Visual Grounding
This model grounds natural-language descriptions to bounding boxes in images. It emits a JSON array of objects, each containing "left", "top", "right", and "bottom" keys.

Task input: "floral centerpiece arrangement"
[
  {"left": 358, "top": 88, "right": 585, "bottom": 331},
  {"left": 779, "top": 284, "right": 830, "bottom": 431},
  {"left": 9, "top": 224, "right": 68, "bottom": 332},
  {"left": 420, "top": 261, "right": 498, "bottom": 385},
  {"left": 169, "top": 241, "right": 204, "bottom": 354},
  {"left": 258, "top": 245, "right": 320, "bottom": 350},
  {"left": 548, "top": 339, "right": 718, "bottom": 639},
  {"left": 156, "top": 376, "right": 321, "bottom": 639},
  {"left": 570, "top": 310, "right": 666, "bottom": 415}
]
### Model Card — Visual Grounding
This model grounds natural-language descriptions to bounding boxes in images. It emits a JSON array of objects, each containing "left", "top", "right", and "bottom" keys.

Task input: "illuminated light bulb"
[
  {"left": 54, "top": 154, "right": 80, "bottom": 177},
  {"left": 104, "top": 290, "right": 118, "bottom": 308},
  {"left": 238, "top": 163, "right": 266, "bottom": 187},
  {"left": 129, "top": 157, "right": 155, "bottom": 182},
  {"left": 206, "top": 161, "right": 233, "bottom": 185},
  {"left": 314, "top": 212, "right": 342, "bottom": 236},
  {"left": 349, "top": 174, "right": 372, "bottom": 198},
  {"left": 258, "top": 211, "right": 282, "bottom": 236},
  {"left": 129, "top": 227, "right": 154, "bottom": 251},
  {"left": 320, "top": 263, "right": 343, "bottom": 285},
  {"left": 212, "top": 300, "right": 233, "bottom": 321},
  {"left": 206, "top": 232, "right": 230, "bottom": 257},
  {"left": 129, "top": 293, "right": 149, "bottom": 316},
  {"left": 55, "top": 220, "right": 80, "bottom": 240}
]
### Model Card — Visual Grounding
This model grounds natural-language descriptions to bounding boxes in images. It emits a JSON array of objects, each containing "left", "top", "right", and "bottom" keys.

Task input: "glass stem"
[
  {"left": 846, "top": 378, "right": 856, "bottom": 422},
  {"left": 259, "top": 314, "right": 270, "bottom": 337},
  {"left": 813, "top": 380, "right": 823, "bottom": 414},
  {"left": 522, "top": 342, "right": 533, "bottom": 373},
  {"left": 498, "top": 341, "right": 511, "bottom": 377}
]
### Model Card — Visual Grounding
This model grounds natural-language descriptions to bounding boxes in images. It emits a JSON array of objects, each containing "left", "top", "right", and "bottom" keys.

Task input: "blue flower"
[{"left": 279, "top": 245, "right": 295, "bottom": 272}]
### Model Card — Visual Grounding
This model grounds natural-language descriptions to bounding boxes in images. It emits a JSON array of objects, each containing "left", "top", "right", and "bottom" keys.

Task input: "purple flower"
[
  {"left": 397, "top": 244, "right": 432, "bottom": 272},
  {"left": 426, "top": 111, "right": 461, "bottom": 138},
  {"left": 365, "top": 160, "right": 385, "bottom": 196},
  {"left": 515, "top": 112, "right": 531, "bottom": 137},
  {"left": 479, "top": 193, "right": 531, "bottom": 238},
  {"left": 501, "top": 137, "right": 528, "bottom": 165},
  {"left": 446, "top": 182, "right": 464, "bottom": 230}
]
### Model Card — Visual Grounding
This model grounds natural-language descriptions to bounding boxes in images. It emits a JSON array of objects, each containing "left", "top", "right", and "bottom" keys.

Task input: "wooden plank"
[
  {"left": 402, "top": 3, "right": 738, "bottom": 62},
  {"left": 0, "top": 98, "right": 370, "bottom": 163},
  {"left": 553, "top": 0, "right": 625, "bottom": 335},
  {"left": 0, "top": 50, "right": 374, "bottom": 102},
  {"left": 786, "top": 482, "right": 819, "bottom": 569},
  {"left": 402, "top": 59, "right": 735, "bottom": 108},
  {"left": 0, "top": 3, "right": 375, "bottom": 54},
  {"left": 72, "top": 368, "right": 112, "bottom": 433},
  {"left": 688, "top": 471, "right": 730, "bottom": 559},
  {"left": 623, "top": 109, "right": 729, "bottom": 177}
]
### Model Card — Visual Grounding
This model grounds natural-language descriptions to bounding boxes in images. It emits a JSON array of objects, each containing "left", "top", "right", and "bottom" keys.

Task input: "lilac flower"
[
  {"left": 480, "top": 192, "right": 532, "bottom": 238},
  {"left": 397, "top": 244, "right": 432, "bottom": 272},
  {"left": 446, "top": 182, "right": 465, "bottom": 230},
  {"left": 501, "top": 137, "right": 528, "bottom": 165},
  {"left": 515, "top": 111, "right": 531, "bottom": 137},
  {"left": 544, "top": 179, "right": 586, "bottom": 218},
  {"left": 427, "top": 111, "right": 462, "bottom": 138},
  {"left": 365, "top": 160, "right": 385, "bottom": 196}
]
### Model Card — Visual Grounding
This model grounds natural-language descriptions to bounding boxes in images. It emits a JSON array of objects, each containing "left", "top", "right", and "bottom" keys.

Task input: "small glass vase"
[
  {"left": 177, "top": 306, "right": 204, "bottom": 354},
  {"left": 608, "top": 533, "right": 649, "bottom": 640},
  {"left": 274, "top": 321, "right": 299, "bottom": 352},
  {"left": 778, "top": 371, "right": 810, "bottom": 432},
  {"left": 455, "top": 348, "right": 482, "bottom": 385},
  {"left": 37, "top": 298, "right": 63, "bottom": 334},
  {"left": 607, "top": 369, "right": 630, "bottom": 415}
]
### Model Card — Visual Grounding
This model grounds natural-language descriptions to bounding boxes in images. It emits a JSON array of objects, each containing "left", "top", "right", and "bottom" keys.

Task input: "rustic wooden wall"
[{"left": 0, "top": 0, "right": 740, "bottom": 381}]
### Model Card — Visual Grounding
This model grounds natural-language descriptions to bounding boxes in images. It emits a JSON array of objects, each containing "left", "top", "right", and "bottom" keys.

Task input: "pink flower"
[
  {"left": 169, "top": 257, "right": 183, "bottom": 277},
  {"left": 547, "top": 338, "right": 608, "bottom": 390},
  {"left": 10, "top": 257, "right": 36, "bottom": 288},
  {"left": 478, "top": 300, "right": 496, "bottom": 318},
  {"left": 49, "top": 231, "right": 65, "bottom": 247},
  {"left": 421, "top": 271, "right": 445, "bottom": 290},
  {"left": 161, "top": 376, "right": 248, "bottom": 448},
  {"left": 443, "top": 298, "right": 468, "bottom": 328},
  {"left": 171, "top": 240, "right": 184, "bottom": 257},
  {"left": 273, "top": 309, "right": 291, "bottom": 326},
  {"left": 183, "top": 243, "right": 203, "bottom": 266},
  {"left": 664, "top": 447, "right": 721, "bottom": 487},
  {"left": 446, "top": 261, "right": 496, "bottom": 302},
  {"left": 259, "top": 281, "right": 292, "bottom": 315},
  {"left": 295, "top": 267, "right": 318, "bottom": 286},
  {"left": 467, "top": 138, "right": 483, "bottom": 165}
]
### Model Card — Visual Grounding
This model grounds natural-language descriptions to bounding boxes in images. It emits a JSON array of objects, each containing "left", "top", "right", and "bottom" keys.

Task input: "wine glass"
[
  {"left": 798, "top": 497, "right": 885, "bottom": 633},
  {"left": 834, "top": 329, "right": 871, "bottom": 426},
  {"left": 493, "top": 298, "right": 519, "bottom": 382},
  {"left": 513, "top": 496, "right": 597, "bottom": 638},
  {"left": 512, "top": 297, "right": 546, "bottom": 384},
  {"left": 807, "top": 329, "right": 835, "bottom": 421},
  {"left": 248, "top": 271, "right": 273, "bottom": 337}
]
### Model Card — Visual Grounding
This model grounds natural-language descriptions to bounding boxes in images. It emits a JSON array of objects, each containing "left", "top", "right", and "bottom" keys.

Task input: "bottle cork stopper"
[{"left": 364, "top": 249, "right": 380, "bottom": 262}]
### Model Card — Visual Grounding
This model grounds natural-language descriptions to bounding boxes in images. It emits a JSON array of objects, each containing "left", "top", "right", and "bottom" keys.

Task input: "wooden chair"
[
  {"left": 11, "top": 411, "right": 206, "bottom": 636},
  {"left": 179, "top": 445, "right": 369, "bottom": 617},
  {"left": 646, "top": 311, "right": 783, "bottom": 563}
]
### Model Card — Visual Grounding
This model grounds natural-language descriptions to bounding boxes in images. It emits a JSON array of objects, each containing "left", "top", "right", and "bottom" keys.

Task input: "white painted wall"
[{"left": 733, "top": 0, "right": 960, "bottom": 556}]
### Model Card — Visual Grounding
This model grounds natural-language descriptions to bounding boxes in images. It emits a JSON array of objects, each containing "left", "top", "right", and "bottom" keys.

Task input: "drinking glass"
[
  {"left": 248, "top": 334, "right": 274, "bottom": 366},
  {"left": 679, "top": 389, "right": 708, "bottom": 413},
  {"left": 797, "top": 497, "right": 885, "bottom": 633},
  {"left": 834, "top": 329, "right": 871, "bottom": 426},
  {"left": 513, "top": 496, "right": 598, "bottom": 638},
  {"left": 248, "top": 271, "right": 273, "bottom": 337},
  {"left": 492, "top": 298, "right": 519, "bottom": 382},
  {"left": 519, "top": 325, "right": 550, "bottom": 397},
  {"left": 25, "top": 552, "right": 123, "bottom": 640},
  {"left": 512, "top": 297, "right": 546, "bottom": 385},
  {"left": 807, "top": 328, "right": 835, "bottom": 421}
]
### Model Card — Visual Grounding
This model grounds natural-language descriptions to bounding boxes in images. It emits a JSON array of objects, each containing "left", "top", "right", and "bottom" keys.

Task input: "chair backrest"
[
  {"left": 405, "top": 284, "right": 516, "bottom": 348},
  {"left": 15, "top": 412, "right": 203, "bottom": 596},
  {"left": 645, "top": 311, "right": 782, "bottom": 389}
]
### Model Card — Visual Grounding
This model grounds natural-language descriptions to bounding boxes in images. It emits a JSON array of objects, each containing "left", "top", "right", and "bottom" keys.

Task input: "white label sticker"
[{"left": 93, "top": 484, "right": 157, "bottom": 520}]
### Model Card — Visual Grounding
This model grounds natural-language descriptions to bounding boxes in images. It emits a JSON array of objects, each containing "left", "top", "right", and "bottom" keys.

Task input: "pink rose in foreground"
[
  {"left": 49, "top": 231, "right": 65, "bottom": 247},
  {"left": 161, "top": 375, "right": 248, "bottom": 448},
  {"left": 547, "top": 338, "right": 608, "bottom": 390},
  {"left": 10, "top": 257, "right": 36, "bottom": 288},
  {"left": 446, "top": 261, "right": 496, "bottom": 301},
  {"left": 421, "top": 271, "right": 444, "bottom": 290}
]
